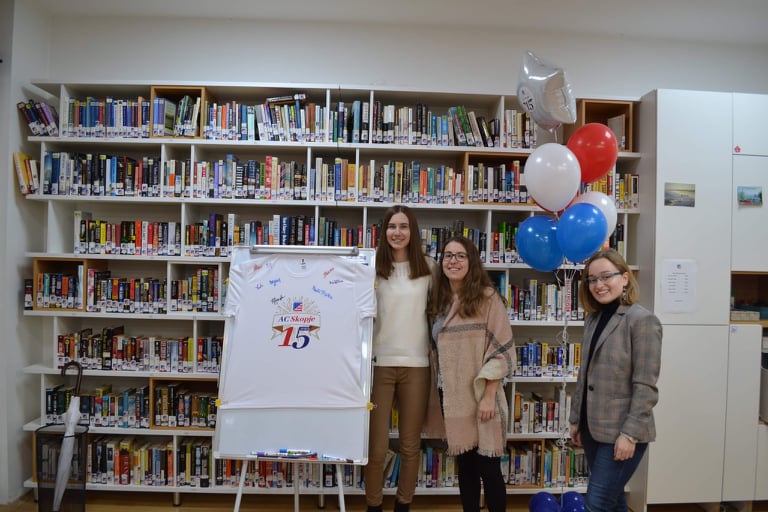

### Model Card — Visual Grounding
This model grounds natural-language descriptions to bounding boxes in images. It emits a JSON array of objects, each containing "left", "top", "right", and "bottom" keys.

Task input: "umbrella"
[{"left": 53, "top": 360, "right": 83, "bottom": 512}]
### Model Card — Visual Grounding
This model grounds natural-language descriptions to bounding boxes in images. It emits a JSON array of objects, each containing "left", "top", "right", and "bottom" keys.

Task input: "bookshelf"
[{"left": 20, "top": 80, "right": 642, "bottom": 501}]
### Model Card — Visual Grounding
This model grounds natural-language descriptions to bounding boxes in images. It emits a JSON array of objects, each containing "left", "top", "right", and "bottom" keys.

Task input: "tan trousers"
[{"left": 364, "top": 365, "right": 430, "bottom": 506}]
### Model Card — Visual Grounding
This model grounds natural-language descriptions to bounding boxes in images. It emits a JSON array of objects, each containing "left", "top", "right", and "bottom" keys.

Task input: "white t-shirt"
[{"left": 220, "top": 253, "right": 376, "bottom": 409}]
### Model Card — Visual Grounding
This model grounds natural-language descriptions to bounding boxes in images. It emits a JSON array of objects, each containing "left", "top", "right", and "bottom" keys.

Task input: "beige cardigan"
[{"left": 425, "top": 288, "right": 515, "bottom": 457}]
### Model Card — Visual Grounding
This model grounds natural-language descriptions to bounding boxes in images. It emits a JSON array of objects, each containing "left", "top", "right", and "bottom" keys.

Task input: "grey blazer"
[{"left": 568, "top": 303, "right": 662, "bottom": 444}]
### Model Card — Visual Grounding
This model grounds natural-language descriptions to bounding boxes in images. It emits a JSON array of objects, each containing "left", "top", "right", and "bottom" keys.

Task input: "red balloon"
[{"left": 567, "top": 123, "right": 619, "bottom": 184}]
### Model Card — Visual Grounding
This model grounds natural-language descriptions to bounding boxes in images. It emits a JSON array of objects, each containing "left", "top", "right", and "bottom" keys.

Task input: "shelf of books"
[{"left": 20, "top": 80, "right": 640, "bottom": 500}]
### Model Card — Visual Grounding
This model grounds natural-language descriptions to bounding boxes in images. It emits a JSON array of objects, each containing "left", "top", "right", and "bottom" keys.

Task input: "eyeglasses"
[
  {"left": 585, "top": 271, "right": 622, "bottom": 285},
  {"left": 443, "top": 252, "right": 468, "bottom": 262}
]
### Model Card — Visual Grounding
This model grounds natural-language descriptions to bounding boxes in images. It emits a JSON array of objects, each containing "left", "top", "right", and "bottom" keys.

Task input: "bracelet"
[{"left": 620, "top": 432, "right": 638, "bottom": 444}]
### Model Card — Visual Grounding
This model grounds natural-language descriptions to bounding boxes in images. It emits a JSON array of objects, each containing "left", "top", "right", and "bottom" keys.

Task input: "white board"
[{"left": 213, "top": 246, "right": 375, "bottom": 463}]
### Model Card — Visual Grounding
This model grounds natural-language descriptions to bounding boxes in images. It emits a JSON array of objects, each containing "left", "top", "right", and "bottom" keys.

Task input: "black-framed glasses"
[
  {"left": 443, "top": 252, "right": 468, "bottom": 262},
  {"left": 585, "top": 271, "right": 622, "bottom": 285}
]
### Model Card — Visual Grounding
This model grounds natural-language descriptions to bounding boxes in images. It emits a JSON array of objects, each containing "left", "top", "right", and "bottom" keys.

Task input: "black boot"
[
  {"left": 393, "top": 501, "right": 410, "bottom": 512},
  {"left": 366, "top": 505, "right": 383, "bottom": 512}
]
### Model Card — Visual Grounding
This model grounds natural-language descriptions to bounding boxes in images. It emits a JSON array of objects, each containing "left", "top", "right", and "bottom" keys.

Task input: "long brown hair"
[
  {"left": 579, "top": 248, "right": 639, "bottom": 313},
  {"left": 430, "top": 235, "right": 495, "bottom": 318},
  {"left": 374, "top": 205, "right": 431, "bottom": 279}
]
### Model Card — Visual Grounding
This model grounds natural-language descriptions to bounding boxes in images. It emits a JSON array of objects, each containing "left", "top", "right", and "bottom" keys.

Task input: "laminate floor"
[{"left": 2, "top": 491, "right": 764, "bottom": 512}]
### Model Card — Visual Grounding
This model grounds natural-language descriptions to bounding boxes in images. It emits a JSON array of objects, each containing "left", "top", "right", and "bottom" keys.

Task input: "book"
[
  {"left": 18, "top": 101, "right": 43, "bottom": 135},
  {"left": 607, "top": 113, "right": 626, "bottom": 150},
  {"left": 466, "top": 111, "right": 485, "bottom": 148},
  {"left": 13, "top": 152, "right": 32, "bottom": 195}
]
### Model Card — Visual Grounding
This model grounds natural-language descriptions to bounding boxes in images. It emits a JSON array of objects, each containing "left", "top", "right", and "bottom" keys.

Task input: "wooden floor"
[{"left": 3, "top": 491, "right": 766, "bottom": 512}]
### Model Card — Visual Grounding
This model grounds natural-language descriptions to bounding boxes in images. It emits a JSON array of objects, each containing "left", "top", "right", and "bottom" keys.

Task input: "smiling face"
[
  {"left": 442, "top": 240, "right": 469, "bottom": 289},
  {"left": 585, "top": 256, "right": 629, "bottom": 305},
  {"left": 386, "top": 212, "right": 411, "bottom": 260}
]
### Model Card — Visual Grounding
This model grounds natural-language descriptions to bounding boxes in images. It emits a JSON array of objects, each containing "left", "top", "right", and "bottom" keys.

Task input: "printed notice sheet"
[{"left": 661, "top": 258, "right": 697, "bottom": 313}]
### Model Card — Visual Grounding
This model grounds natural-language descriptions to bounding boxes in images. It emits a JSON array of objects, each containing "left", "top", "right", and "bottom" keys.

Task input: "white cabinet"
[
  {"left": 641, "top": 89, "right": 733, "bottom": 327},
  {"left": 646, "top": 324, "right": 729, "bottom": 504},
  {"left": 756, "top": 423, "right": 768, "bottom": 500},
  {"left": 637, "top": 89, "right": 734, "bottom": 505},
  {"left": 722, "top": 323, "right": 762, "bottom": 501},
  {"left": 732, "top": 155, "right": 768, "bottom": 272},
  {"left": 733, "top": 93, "right": 768, "bottom": 156}
]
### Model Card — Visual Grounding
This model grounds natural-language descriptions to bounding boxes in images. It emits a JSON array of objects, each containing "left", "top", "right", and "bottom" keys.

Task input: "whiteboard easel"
[{"left": 214, "top": 245, "right": 376, "bottom": 512}]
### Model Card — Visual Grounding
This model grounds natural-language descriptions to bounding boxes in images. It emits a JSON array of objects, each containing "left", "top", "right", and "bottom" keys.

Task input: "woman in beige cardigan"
[{"left": 428, "top": 236, "right": 515, "bottom": 512}]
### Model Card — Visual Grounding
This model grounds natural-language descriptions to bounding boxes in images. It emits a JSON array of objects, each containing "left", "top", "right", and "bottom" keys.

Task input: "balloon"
[
  {"left": 529, "top": 491, "right": 561, "bottom": 512},
  {"left": 567, "top": 123, "right": 619, "bottom": 184},
  {"left": 515, "top": 216, "right": 564, "bottom": 272},
  {"left": 556, "top": 203, "right": 608, "bottom": 263},
  {"left": 574, "top": 191, "right": 618, "bottom": 239},
  {"left": 561, "top": 491, "right": 586, "bottom": 512},
  {"left": 524, "top": 143, "right": 581, "bottom": 213},
  {"left": 517, "top": 50, "right": 577, "bottom": 131}
]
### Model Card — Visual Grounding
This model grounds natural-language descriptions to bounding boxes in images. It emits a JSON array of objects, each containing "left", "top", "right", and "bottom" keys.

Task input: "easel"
[
  {"left": 232, "top": 456, "right": 348, "bottom": 512},
  {"left": 217, "top": 245, "right": 375, "bottom": 512}
]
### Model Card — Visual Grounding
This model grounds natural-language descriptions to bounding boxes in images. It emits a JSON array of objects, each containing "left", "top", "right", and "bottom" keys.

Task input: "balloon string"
[{"left": 551, "top": 266, "right": 578, "bottom": 492}]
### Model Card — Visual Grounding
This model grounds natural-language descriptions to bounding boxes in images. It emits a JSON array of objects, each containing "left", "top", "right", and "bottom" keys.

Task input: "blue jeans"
[{"left": 581, "top": 427, "right": 647, "bottom": 512}]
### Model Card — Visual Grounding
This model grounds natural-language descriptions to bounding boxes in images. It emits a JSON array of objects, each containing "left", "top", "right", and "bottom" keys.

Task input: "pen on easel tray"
[
  {"left": 321, "top": 454, "right": 355, "bottom": 463},
  {"left": 253, "top": 450, "right": 317, "bottom": 458}
]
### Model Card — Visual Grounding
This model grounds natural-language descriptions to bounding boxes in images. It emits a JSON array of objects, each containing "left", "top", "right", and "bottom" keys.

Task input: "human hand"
[
  {"left": 614, "top": 435, "right": 636, "bottom": 461},
  {"left": 477, "top": 395, "right": 497, "bottom": 421},
  {"left": 569, "top": 424, "right": 582, "bottom": 447}
]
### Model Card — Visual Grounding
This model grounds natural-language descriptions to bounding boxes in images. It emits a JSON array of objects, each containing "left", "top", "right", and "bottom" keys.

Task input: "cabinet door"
[
  {"left": 646, "top": 324, "right": 728, "bottom": 504},
  {"left": 723, "top": 324, "right": 761, "bottom": 501},
  {"left": 733, "top": 93, "right": 768, "bottom": 156},
  {"left": 652, "top": 90, "right": 732, "bottom": 326},
  {"left": 732, "top": 155, "right": 768, "bottom": 271},
  {"left": 756, "top": 424, "right": 768, "bottom": 500}
]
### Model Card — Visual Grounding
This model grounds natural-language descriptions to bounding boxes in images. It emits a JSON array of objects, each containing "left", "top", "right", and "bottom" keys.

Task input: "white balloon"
[
  {"left": 517, "top": 50, "right": 577, "bottom": 131},
  {"left": 524, "top": 143, "right": 581, "bottom": 213},
  {"left": 574, "top": 191, "right": 618, "bottom": 239}
]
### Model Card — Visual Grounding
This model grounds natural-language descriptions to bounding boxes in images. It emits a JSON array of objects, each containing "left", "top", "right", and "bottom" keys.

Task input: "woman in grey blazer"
[{"left": 569, "top": 249, "right": 662, "bottom": 512}]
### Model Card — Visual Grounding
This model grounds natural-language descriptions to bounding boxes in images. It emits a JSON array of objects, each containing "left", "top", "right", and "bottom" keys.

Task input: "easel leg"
[
  {"left": 336, "top": 464, "right": 345, "bottom": 512},
  {"left": 233, "top": 459, "right": 249, "bottom": 512},
  {"left": 294, "top": 463, "right": 300, "bottom": 512}
]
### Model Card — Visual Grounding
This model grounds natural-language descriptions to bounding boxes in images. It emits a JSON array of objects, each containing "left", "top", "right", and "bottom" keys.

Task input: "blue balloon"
[
  {"left": 529, "top": 491, "right": 561, "bottom": 512},
  {"left": 515, "top": 216, "right": 564, "bottom": 272},
  {"left": 561, "top": 491, "right": 586, "bottom": 512},
  {"left": 556, "top": 202, "right": 608, "bottom": 264}
]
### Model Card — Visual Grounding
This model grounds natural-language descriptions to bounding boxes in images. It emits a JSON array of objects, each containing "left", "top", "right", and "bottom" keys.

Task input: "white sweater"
[{"left": 372, "top": 260, "right": 432, "bottom": 367}]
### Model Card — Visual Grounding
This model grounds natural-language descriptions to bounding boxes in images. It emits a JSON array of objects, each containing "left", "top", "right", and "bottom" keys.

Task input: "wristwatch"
[{"left": 620, "top": 432, "right": 638, "bottom": 444}]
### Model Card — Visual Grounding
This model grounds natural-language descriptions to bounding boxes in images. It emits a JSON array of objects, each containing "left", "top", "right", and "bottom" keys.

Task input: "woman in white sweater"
[{"left": 365, "top": 205, "right": 436, "bottom": 512}]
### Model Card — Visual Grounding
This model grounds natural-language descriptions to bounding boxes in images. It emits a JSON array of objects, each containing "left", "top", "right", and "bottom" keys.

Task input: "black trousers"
[{"left": 456, "top": 449, "right": 507, "bottom": 512}]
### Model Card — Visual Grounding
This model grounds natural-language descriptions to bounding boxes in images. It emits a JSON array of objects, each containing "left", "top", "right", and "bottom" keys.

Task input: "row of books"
[
  {"left": 583, "top": 170, "right": 640, "bottom": 210},
  {"left": 17, "top": 99, "right": 59, "bottom": 136},
  {"left": 512, "top": 388, "right": 573, "bottom": 436},
  {"left": 75, "top": 214, "right": 184, "bottom": 257},
  {"left": 201, "top": 96, "right": 535, "bottom": 150},
  {"left": 37, "top": 430, "right": 589, "bottom": 491},
  {"left": 56, "top": 328, "right": 222, "bottom": 374},
  {"left": 497, "top": 276, "right": 586, "bottom": 323},
  {"left": 71, "top": 210, "right": 488, "bottom": 263},
  {"left": 85, "top": 437, "right": 209, "bottom": 487},
  {"left": 153, "top": 95, "right": 200, "bottom": 137},
  {"left": 57, "top": 96, "right": 152, "bottom": 139},
  {"left": 35, "top": 90, "right": 548, "bottom": 151},
  {"left": 153, "top": 383, "right": 217, "bottom": 428},
  {"left": 203, "top": 95, "right": 324, "bottom": 143},
  {"left": 45, "top": 382, "right": 217, "bottom": 430},
  {"left": 513, "top": 341, "right": 582, "bottom": 378},
  {"left": 34, "top": 154, "right": 641, "bottom": 221},
  {"left": 12, "top": 152, "right": 40, "bottom": 195}
]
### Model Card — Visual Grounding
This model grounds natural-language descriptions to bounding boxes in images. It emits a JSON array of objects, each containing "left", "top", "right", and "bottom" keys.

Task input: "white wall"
[
  {"left": 3, "top": 0, "right": 51, "bottom": 505},
  {"left": 4, "top": 1, "right": 768, "bottom": 505},
  {"left": 44, "top": 16, "right": 768, "bottom": 98}
]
